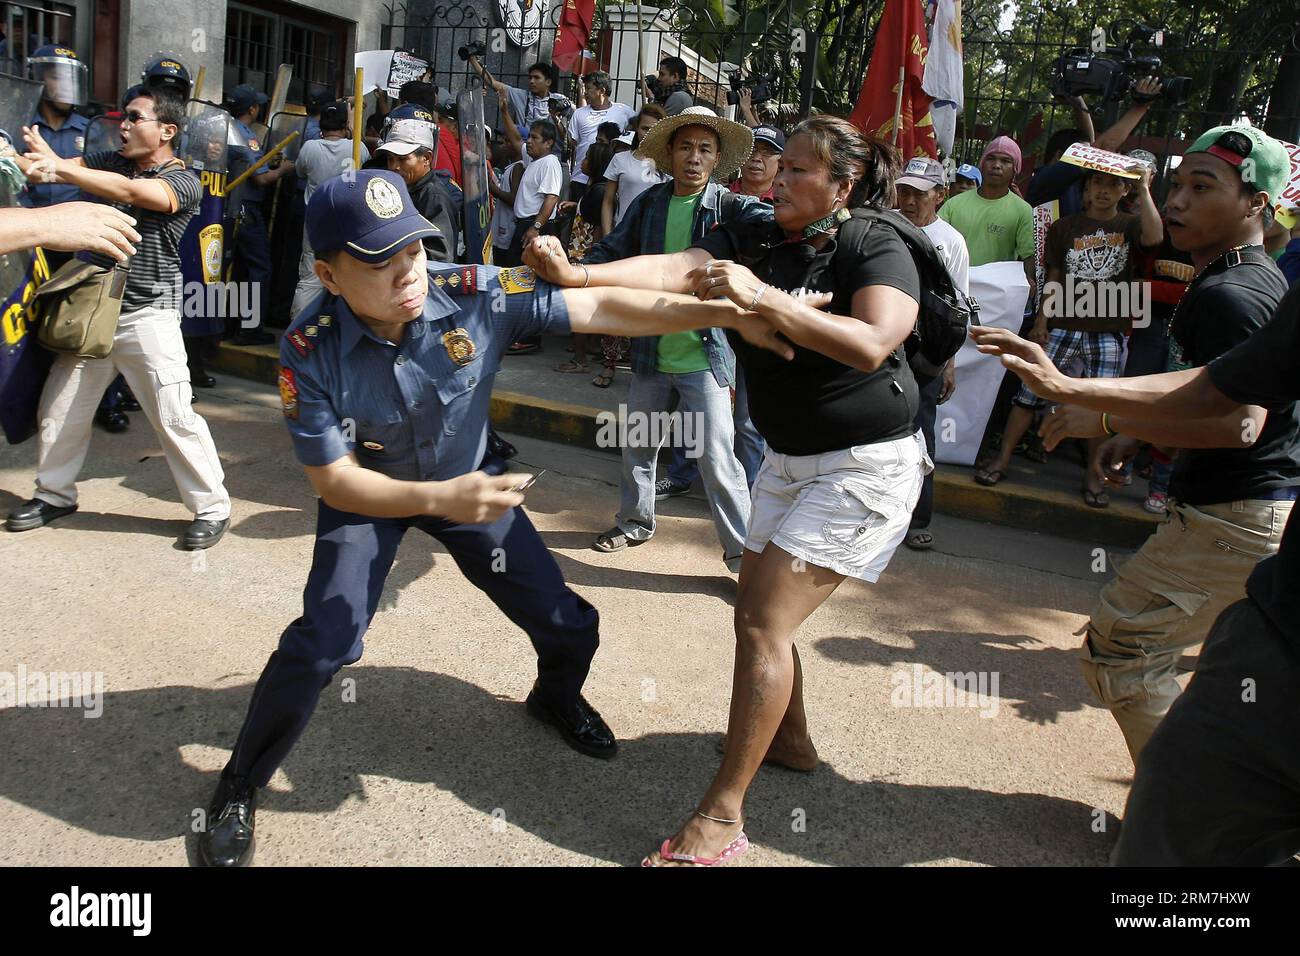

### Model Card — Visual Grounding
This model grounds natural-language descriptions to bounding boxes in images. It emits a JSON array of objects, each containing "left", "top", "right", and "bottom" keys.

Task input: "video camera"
[
  {"left": 457, "top": 39, "right": 486, "bottom": 62},
  {"left": 726, "top": 68, "right": 777, "bottom": 108},
  {"left": 1050, "top": 23, "right": 1191, "bottom": 106}
]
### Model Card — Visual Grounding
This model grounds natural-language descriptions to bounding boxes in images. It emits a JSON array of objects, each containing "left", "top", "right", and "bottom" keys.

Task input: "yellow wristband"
[{"left": 1101, "top": 413, "right": 1118, "bottom": 437}]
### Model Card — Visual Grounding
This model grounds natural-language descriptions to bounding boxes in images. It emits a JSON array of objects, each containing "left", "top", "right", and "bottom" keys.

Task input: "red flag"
[
  {"left": 553, "top": 0, "right": 597, "bottom": 75},
  {"left": 849, "top": 0, "right": 937, "bottom": 160}
]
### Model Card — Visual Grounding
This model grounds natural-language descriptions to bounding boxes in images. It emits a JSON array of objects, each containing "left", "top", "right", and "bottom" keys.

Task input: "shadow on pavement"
[
  {"left": 0, "top": 667, "right": 1116, "bottom": 866},
  {"left": 815, "top": 628, "right": 1100, "bottom": 726}
]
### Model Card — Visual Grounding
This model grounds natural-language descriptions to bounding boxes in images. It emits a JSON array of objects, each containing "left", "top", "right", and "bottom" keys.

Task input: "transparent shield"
[
  {"left": 0, "top": 75, "right": 44, "bottom": 148},
  {"left": 267, "top": 109, "right": 307, "bottom": 163},
  {"left": 178, "top": 103, "right": 232, "bottom": 176},
  {"left": 82, "top": 114, "right": 123, "bottom": 158},
  {"left": 458, "top": 88, "right": 492, "bottom": 265}
]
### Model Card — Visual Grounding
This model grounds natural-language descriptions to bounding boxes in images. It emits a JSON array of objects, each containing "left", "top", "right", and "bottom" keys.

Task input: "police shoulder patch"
[
  {"left": 278, "top": 367, "right": 299, "bottom": 419},
  {"left": 498, "top": 266, "right": 536, "bottom": 295}
]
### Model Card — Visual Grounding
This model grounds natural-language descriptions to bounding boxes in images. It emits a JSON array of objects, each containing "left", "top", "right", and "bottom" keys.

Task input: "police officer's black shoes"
[
  {"left": 525, "top": 682, "right": 618, "bottom": 759},
  {"left": 6, "top": 499, "right": 77, "bottom": 532},
  {"left": 199, "top": 776, "right": 257, "bottom": 867},
  {"left": 487, "top": 428, "right": 518, "bottom": 461},
  {"left": 181, "top": 517, "right": 230, "bottom": 550}
]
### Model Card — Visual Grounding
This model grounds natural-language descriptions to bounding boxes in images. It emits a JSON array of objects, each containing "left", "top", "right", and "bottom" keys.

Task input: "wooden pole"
[
  {"left": 891, "top": 65, "right": 904, "bottom": 146},
  {"left": 635, "top": 1, "right": 646, "bottom": 108},
  {"left": 222, "top": 130, "right": 299, "bottom": 197},
  {"left": 353, "top": 67, "right": 365, "bottom": 170},
  {"left": 193, "top": 65, "right": 206, "bottom": 103}
]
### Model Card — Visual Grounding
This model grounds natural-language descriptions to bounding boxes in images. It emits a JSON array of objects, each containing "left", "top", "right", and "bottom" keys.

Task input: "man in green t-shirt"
[
  {"left": 581, "top": 109, "right": 771, "bottom": 572},
  {"left": 938, "top": 135, "right": 1036, "bottom": 302}
]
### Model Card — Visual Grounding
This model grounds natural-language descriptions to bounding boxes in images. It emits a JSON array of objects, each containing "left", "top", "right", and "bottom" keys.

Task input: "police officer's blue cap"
[
  {"left": 306, "top": 170, "right": 442, "bottom": 264},
  {"left": 387, "top": 103, "right": 436, "bottom": 125},
  {"left": 229, "top": 84, "right": 268, "bottom": 115}
]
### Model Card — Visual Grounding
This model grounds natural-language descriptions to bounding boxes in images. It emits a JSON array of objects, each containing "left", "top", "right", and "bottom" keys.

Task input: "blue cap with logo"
[
  {"left": 751, "top": 125, "right": 785, "bottom": 151},
  {"left": 955, "top": 162, "right": 982, "bottom": 185},
  {"left": 229, "top": 83, "right": 268, "bottom": 116},
  {"left": 306, "top": 170, "right": 443, "bottom": 264}
]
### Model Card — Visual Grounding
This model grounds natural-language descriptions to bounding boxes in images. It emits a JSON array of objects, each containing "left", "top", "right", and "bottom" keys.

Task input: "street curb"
[{"left": 213, "top": 341, "right": 1159, "bottom": 548}]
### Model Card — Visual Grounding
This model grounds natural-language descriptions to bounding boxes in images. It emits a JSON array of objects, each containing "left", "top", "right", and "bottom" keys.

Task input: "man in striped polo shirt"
[{"left": 6, "top": 85, "right": 232, "bottom": 550}]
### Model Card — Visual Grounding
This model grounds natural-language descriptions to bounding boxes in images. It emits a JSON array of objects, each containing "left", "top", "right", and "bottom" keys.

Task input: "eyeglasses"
[{"left": 122, "top": 110, "right": 161, "bottom": 128}]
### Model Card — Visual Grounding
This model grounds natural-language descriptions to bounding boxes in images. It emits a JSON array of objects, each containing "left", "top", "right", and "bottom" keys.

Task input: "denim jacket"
[{"left": 583, "top": 180, "right": 774, "bottom": 387}]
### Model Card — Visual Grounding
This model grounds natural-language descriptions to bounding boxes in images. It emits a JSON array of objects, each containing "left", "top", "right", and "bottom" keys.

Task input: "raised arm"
[
  {"left": 304, "top": 453, "right": 526, "bottom": 523},
  {"left": 525, "top": 232, "right": 707, "bottom": 294},
  {"left": 468, "top": 55, "right": 507, "bottom": 97}
]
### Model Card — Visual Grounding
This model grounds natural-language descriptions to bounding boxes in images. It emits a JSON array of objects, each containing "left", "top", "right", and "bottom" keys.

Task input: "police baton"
[{"left": 221, "top": 130, "right": 299, "bottom": 198}]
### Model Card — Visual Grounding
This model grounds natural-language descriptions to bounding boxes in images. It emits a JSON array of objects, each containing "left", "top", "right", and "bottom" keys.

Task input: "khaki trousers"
[
  {"left": 34, "top": 305, "right": 231, "bottom": 521},
  {"left": 1080, "top": 496, "right": 1292, "bottom": 765}
]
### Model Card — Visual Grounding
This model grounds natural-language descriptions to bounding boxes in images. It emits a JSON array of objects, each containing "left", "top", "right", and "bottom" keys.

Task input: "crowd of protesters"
[{"left": 2, "top": 40, "right": 1299, "bottom": 870}]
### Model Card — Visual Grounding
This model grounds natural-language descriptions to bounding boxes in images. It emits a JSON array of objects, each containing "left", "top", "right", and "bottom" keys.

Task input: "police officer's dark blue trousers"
[
  {"left": 222, "top": 499, "right": 600, "bottom": 787},
  {"left": 230, "top": 205, "right": 272, "bottom": 335}
]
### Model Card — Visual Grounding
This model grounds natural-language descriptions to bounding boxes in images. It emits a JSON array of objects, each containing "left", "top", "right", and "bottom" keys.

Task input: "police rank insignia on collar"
[
  {"left": 432, "top": 265, "right": 477, "bottom": 296},
  {"left": 317, "top": 315, "right": 332, "bottom": 326},
  {"left": 498, "top": 266, "right": 535, "bottom": 295},
  {"left": 305, "top": 325, "right": 318, "bottom": 336},
  {"left": 442, "top": 328, "right": 477, "bottom": 366}
]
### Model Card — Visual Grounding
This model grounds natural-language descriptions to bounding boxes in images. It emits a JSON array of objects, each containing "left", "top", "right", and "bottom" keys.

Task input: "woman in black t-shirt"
[{"left": 524, "top": 115, "right": 930, "bottom": 867}]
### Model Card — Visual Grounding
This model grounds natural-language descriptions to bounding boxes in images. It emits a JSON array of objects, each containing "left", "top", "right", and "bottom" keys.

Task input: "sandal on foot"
[
  {"left": 554, "top": 359, "right": 588, "bottom": 373},
  {"left": 974, "top": 467, "right": 1007, "bottom": 487},
  {"left": 1081, "top": 488, "right": 1110, "bottom": 508},
  {"left": 507, "top": 341, "right": 540, "bottom": 356},
  {"left": 591, "top": 367, "right": 615, "bottom": 388},
  {"left": 642, "top": 832, "right": 749, "bottom": 867},
  {"left": 593, "top": 528, "right": 643, "bottom": 553},
  {"left": 905, "top": 529, "right": 934, "bottom": 550}
]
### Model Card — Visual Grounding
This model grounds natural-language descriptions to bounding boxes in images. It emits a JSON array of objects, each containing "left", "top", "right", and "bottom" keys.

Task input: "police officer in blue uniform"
[
  {"left": 198, "top": 169, "right": 784, "bottom": 866},
  {"left": 226, "top": 83, "right": 295, "bottom": 345},
  {"left": 23, "top": 45, "right": 89, "bottom": 211}
]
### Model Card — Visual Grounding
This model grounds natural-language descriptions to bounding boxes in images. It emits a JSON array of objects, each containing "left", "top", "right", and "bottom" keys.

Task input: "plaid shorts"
[{"left": 1015, "top": 328, "right": 1124, "bottom": 409}]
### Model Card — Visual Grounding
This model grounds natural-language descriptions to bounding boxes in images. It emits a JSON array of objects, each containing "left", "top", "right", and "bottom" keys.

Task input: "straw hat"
[{"left": 637, "top": 106, "right": 755, "bottom": 180}]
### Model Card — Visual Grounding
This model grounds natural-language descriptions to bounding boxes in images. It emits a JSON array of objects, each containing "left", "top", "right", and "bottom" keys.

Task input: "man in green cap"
[{"left": 1018, "top": 124, "right": 1298, "bottom": 768}]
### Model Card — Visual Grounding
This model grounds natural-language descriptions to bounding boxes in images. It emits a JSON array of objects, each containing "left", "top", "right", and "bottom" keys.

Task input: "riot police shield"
[
  {"left": 0, "top": 79, "right": 52, "bottom": 443},
  {"left": 266, "top": 109, "right": 307, "bottom": 163},
  {"left": 82, "top": 113, "right": 123, "bottom": 158},
  {"left": 458, "top": 88, "right": 492, "bottom": 265},
  {"left": 176, "top": 102, "right": 233, "bottom": 336},
  {"left": 0, "top": 74, "right": 43, "bottom": 148}
]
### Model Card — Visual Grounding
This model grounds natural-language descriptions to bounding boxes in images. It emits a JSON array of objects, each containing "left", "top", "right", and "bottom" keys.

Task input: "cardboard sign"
[
  {"left": 354, "top": 50, "right": 430, "bottom": 98},
  {"left": 1275, "top": 140, "right": 1300, "bottom": 229},
  {"left": 1060, "top": 142, "right": 1150, "bottom": 179}
]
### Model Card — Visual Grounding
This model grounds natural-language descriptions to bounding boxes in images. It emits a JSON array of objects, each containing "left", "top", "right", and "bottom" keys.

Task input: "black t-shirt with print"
[
  {"left": 1208, "top": 282, "right": 1300, "bottom": 642},
  {"left": 1165, "top": 247, "right": 1298, "bottom": 505},
  {"left": 692, "top": 217, "right": 921, "bottom": 456}
]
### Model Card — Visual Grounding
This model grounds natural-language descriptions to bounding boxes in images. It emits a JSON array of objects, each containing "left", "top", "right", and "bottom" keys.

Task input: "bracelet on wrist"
[
  {"left": 579, "top": 262, "right": 590, "bottom": 288},
  {"left": 1101, "top": 412, "right": 1118, "bottom": 437},
  {"left": 749, "top": 283, "right": 769, "bottom": 312}
]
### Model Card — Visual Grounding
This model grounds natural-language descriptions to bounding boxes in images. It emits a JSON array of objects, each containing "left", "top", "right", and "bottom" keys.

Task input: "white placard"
[{"left": 934, "top": 261, "right": 1031, "bottom": 467}]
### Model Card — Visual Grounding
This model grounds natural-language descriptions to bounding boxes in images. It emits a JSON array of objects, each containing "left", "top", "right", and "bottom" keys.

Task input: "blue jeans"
[
  {"left": 616, "top": 369, "right": 751, "bottom": 563},
  {"left": 666, "top": 362, "right": 764, "bottom": 490}
]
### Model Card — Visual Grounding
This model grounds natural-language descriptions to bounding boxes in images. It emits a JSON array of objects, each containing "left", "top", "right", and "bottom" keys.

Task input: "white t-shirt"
[
  {"left": 604, "top": 150, "right": 668, "bottom": 226},
  {"left": 296, "top": 137, "right": 371, "bottom": 203},
  {"left": 491, "top": 160, "right": 523, "bottom": 248},
  {"left": 566, "top": 101, "right": 634, "bottom": 184},
  {"left": 515, "top": 150, "right": 563, "bottom": 220},
  {"left": 921, "top": 216, "right": 971, "bottom": 296}
]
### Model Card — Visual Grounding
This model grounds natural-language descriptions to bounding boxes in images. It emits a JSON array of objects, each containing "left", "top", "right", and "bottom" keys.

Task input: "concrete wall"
[{"left": 118, "top": 0, "right": 390, "bottom": 104}]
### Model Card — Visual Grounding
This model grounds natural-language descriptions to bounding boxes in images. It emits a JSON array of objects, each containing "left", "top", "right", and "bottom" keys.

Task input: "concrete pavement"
[{"left": 0, "top": 376, "right": 1149, "bottom": 866}]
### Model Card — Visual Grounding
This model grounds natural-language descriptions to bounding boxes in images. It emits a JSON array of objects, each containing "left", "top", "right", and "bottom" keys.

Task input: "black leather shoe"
[
  {"left": 199, "top": 776, "right": 257, "bottom": 867},
  {"left": 194, "top": 374, "right": 217, "bottom": 388},
  {"left": 182, "top": 517, "right": 229, "bottom": 550},
  {"left": 526, "top": 682, "right": 617, "bottom": 759},
  {"left": 118, "top": 389, "right": 142, "bottom": 412},
  {"left": 6, "top": 499, "right": 77, "bottom": 532},
  {"left": 487, "top": 429, "right": 518, "bottom": 461},
  {"left": 94, "top": 409, "right": 129, "bottom": 433}
]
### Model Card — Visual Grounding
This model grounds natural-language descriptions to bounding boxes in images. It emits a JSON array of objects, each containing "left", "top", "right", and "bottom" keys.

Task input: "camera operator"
[
  {"left": 642, "top": 57, "right": 694, "bottom": 116},
  {"left": 466, "top": 48, "right": 564, "bottom": 156},
  {"left": 1026, "top": 77, "right": 1164, "bottom": 214}
]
